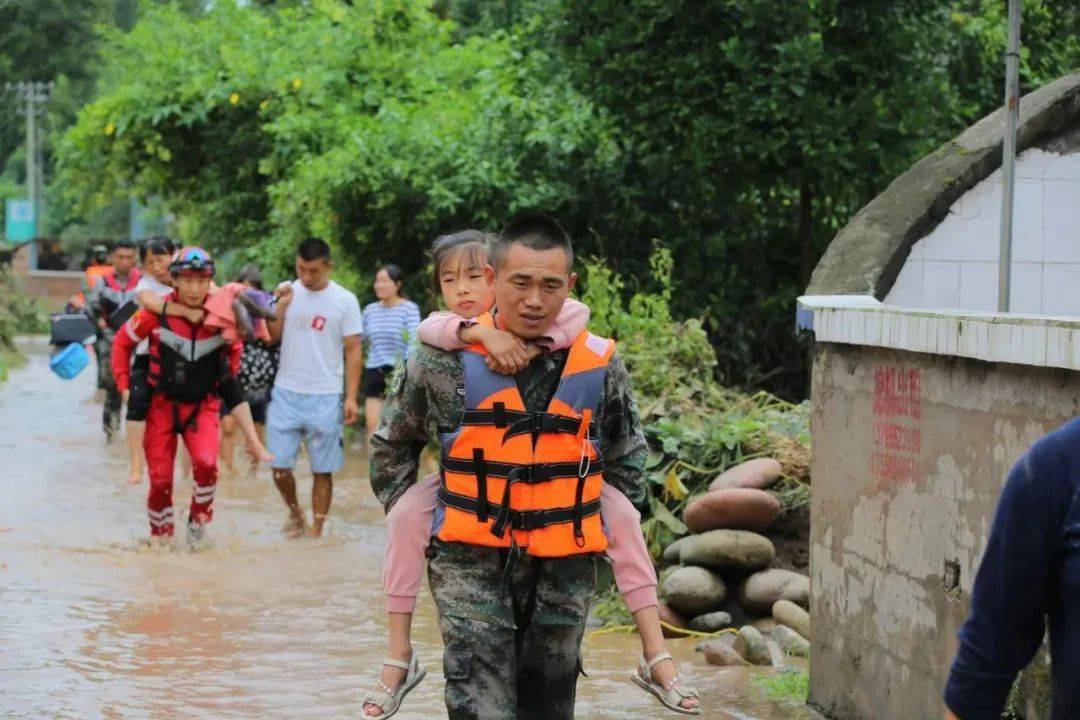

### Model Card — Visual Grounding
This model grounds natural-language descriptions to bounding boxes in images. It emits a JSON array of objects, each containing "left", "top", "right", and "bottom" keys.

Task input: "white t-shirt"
[
  {"left": 274, "top": 280, "right": 363, "bottom": 395},
  {"left": 134, "top": 275, "right": 174, "bottom": 355}
]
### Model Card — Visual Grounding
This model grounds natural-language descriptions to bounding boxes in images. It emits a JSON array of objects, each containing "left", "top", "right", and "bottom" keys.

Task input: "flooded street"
[{"left": 0, "top": 339, "right": 816, "bottom": 720}]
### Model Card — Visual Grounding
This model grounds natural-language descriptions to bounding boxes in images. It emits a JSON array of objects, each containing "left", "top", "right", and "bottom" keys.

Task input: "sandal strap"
[
  {"left": 645, "top": 652, "right": 673, "bottom": 670},
  {"left": 382, "top": 657, "right": 411, "bottom": 671}
]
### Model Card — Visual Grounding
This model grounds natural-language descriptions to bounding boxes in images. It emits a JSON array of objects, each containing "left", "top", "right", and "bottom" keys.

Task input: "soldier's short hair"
[{"left": 492, "top": 212, "right": 573, "bottom": 271}]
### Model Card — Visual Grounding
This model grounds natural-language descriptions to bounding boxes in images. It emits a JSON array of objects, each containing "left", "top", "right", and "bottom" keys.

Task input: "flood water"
[{"left": 0, "top": 338, "right": 818, "bottom": 719}]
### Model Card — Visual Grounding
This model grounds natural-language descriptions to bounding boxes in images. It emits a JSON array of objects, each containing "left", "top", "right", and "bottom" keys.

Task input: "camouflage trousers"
[
  {"left": 427, "top": 539, "right": 597, "bottom": 720},
  {"left": 95, "top": 330, "right": 122, "bottom": 435}
]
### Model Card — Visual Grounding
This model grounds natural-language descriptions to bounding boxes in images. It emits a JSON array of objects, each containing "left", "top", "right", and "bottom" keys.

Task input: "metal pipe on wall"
[{"left": 998, "top": 0, "right": 1022, "bottom": 312}]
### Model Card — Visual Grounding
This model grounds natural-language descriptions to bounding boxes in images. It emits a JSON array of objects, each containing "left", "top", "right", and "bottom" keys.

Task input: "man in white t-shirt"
[{"left": 266, "top": 237, "right": 363, "bottom": 537}]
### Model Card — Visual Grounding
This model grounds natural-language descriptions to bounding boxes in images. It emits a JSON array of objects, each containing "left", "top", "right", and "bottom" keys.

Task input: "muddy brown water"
[{"left": 0, "top": 338, "right": 817, "bottom": 719}]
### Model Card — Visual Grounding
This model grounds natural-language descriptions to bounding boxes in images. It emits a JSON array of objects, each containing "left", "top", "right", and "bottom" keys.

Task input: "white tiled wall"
[{"left": 885, "top": 148, "right": 1080, "bottom": 316}]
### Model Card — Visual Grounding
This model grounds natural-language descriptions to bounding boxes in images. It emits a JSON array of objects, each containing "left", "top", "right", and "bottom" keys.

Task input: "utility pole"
[
  {"left": 998, "top": 0, "right": 1021, "bottom": 312},
  {"left": 4, "top": 80, "right": 54, "bottom": 270}
]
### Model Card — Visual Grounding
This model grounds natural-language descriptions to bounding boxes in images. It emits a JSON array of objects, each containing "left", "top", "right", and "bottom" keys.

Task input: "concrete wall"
[
  {"left": 886, "top": 147, "right": 1080, "bottom": 314},
  {"left": 808, "top": 342, "right": 1077, "bottom": 719}
]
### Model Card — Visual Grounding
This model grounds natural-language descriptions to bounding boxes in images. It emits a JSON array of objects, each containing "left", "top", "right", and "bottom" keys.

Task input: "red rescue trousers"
[{"left": 144, "top": 393, "right": 221, "bottom": 536}]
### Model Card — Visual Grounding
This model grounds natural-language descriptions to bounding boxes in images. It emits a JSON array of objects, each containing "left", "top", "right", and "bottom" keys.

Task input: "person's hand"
[
  {"left": 479, "top": 328, "right": 529, "bottom": 375},
  {"left": 121, "top": 389, "right": 130, "bottom": 405},
  {"left": 945, "top": 712, "right": 961, "bottom": 720},
  {"left": 97, "top": 317, "right": 107, "bottom": 330},
  {"left": 343, "top": 396, "right": 360, "bottom": 425},
  {"left": 274, "top": 281, "right": 293, "bottom": 301}
]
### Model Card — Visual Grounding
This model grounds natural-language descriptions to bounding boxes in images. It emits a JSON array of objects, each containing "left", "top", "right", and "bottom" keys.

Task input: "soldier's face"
[
  {"left": 493, "top": 243, "right": 575, "bottom": 340},
  {"left": 114, "top": 248, "right": 136, "bottom": 275},
  {"left": 175, "top": 275, "right": 211, "bottom": 306}
]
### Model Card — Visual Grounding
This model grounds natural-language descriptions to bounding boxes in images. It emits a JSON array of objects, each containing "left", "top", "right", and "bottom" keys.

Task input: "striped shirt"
[{"left": 362, "top": 300, "right": 421, "bottom": 369}]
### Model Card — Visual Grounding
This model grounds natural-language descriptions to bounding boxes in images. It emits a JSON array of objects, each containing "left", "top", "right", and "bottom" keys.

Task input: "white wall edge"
[{"left": 798, "top": 294, "right": 1080, "bottom": 371}]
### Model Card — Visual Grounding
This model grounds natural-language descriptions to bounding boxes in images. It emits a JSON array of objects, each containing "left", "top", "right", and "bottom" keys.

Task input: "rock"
[
  {"left": 683, "top": 489, "right": 782, "bottom": 533},
  {"left": 662, "top": 566, "right": 727, "bottom": 616},
  {"left": 737, "top": 569, "right": 811, "bottom": 615},
  {"left": 773, "top": 599, "right": 811, "bottom": 640},
  {"left": 661, "top": 536, "right": 694, "bottom": 564},
  {"left": 732, "top": 625, "right": 772, "bottom": 666},
  {"left": 688, "top": 611, "right": 733, "bottom": 633},
  {"left": 773, "top": 625, "right": 810, "bottom": 657},
  {"left": 709, "top": 458, "right": 784, "bottom": 492},
  {"left": 766, "top": 640, "right": 785, "bottom": 668},
  {"left": 658, "top": 602, "right": 692, "bottom": 638},
  {"left": 679, "top": 530, "right": 776, "bottom": 571},
  {"left": 702, "top": 639, "right": 748, "bottom": 667},
  {"left": 753, "top": 617, "right": 778, "bottom": 634},
  {"left": 585, "top": 615, "right": 605, "bottom": 628}
]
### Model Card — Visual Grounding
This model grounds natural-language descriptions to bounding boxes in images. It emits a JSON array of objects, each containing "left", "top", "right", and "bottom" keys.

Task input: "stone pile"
[{"left": 656, "top": 458, "right": 811, "bottom": 666}]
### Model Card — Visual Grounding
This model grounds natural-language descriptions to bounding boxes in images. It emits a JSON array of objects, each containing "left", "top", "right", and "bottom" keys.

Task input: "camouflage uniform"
[
  {"left": 89, "top": 277, "right": 124, "bottom": 436},
  {"left": 370, "top": 342, "right": 648, "bottom": 720}
]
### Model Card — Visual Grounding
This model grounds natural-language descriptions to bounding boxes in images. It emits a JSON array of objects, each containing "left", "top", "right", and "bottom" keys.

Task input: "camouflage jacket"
[{"left": 369, "top": 341, "right": 649, "bottom": 515}]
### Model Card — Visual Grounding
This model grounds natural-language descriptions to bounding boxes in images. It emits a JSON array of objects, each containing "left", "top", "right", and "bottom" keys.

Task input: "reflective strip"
[
  {"left": 157, "top": 328, "right": 225, "bottom": 361},
  {"left": 148, "top": 508, "right": 174, "bottom": 520},
  {"left": 125, "top": 322, "right": 142, "bottom": 341}
]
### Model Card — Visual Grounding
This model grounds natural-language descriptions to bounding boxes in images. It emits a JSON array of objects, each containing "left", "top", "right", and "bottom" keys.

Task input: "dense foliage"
[
  {"left": 57, "top": 1, "right": 615, "bottom": 294},
  {"left": 580, "top": 251, "right": 810, "bottom": 557},
  {"left": 7, "top": 0, "right": 1080, "bottom": 397}
]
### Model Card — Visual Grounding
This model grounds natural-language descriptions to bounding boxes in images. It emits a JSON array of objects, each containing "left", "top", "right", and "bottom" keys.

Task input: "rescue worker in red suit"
[{"left": 112, "top": 247, "right": 274, "bottom": 546}]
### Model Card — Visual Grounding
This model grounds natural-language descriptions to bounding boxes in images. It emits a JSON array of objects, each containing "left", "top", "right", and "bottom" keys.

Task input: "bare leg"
[
  {"left": 228, "top": 401, "right": 274, "bottom": 463},
  {"left": 248, "top": 423, "right": 265, "bottom": 477},
  {"left": 311, "top": 472, "right": 332, "bottom": 536},
  {"left": 219, "top": 414, "right": 238, "bottom": 475},
  {"left": 272, "top": 468, "right": 307, "bottom": 537},
  {"left": 363, "top": 612, "right": 413, "bottom": 716},
  {"left": 365, "top": 397, "right": 383, "bottom": 436},
  {"left": 634, "top": 605, "right": 699, "bottom": 710},
  {"left": 127, "top": 419, "right": 145, "bottom": 484}
]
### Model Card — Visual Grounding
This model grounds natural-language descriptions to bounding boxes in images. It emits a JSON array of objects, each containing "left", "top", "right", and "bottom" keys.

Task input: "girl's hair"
[
  {"left": 428, "top": 229, "right": 492, "bottom": 296},
  {"left": 140, "top": 235, "right": 176, "bottom": 262},
  {"left": 237, "top": 263, "right": 264, "bottom": 290}
]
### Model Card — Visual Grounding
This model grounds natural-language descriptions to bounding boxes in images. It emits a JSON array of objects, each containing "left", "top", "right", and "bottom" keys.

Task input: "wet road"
[{"left": 0, "top": 339, "right": 817, "bottom": 719}]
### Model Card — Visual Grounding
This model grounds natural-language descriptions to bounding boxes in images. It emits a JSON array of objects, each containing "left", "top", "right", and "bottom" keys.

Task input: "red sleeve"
[{"left": 112, "top": 311, "right": 157, "bottom": 391}]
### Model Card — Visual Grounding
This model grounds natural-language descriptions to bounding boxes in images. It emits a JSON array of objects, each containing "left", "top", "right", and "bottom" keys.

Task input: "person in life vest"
[
  {"left": 370, "top": 214, "right": 654, "bottom": 720},
  {"left": 89, "top": 240, "right": 141, "bottom": 441},
  {"left": 83, "top": 244, "right": 113, "bottom": 290},
  {"left": 112, "top": 247, "right": 274, "bottom": 547}
]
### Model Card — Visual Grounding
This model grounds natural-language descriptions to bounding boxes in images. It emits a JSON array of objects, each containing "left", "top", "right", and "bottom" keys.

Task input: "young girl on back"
[{"left": 362, "top": 231, "right": 700, "bottom": 718}]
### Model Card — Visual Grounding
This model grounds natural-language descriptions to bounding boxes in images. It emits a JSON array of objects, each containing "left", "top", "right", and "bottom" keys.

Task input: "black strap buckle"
[{"left": 492, "top": 401, "right": 508, "bottom": 428}]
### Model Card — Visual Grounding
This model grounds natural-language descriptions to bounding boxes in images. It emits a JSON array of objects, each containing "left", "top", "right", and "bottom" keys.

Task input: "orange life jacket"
[
  {"left": 84, "top": 264, "right": 112, "bottom": 288},
  {"left": 436, "top": 318, "right": 614, "bottom": 558}
]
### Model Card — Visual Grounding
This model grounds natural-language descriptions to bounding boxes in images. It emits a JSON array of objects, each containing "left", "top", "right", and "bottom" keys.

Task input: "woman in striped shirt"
[{"left": 362, "top": 264, "right": 421, "bottom": 434}]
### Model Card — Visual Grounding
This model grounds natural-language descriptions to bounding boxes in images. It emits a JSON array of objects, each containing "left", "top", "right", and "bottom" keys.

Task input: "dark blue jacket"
[{"left": 944, "top": 416, "right": 1080, "bottom": 719}]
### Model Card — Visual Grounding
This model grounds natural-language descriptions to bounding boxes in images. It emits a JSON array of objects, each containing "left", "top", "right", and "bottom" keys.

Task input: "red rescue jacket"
[{"left": 112, "top": 294, "right": 243, "bottom": 407}]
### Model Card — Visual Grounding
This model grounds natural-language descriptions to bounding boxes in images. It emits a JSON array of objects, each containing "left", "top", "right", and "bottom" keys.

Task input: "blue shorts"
[{"left": 266, "top": 386, "right": 344, "bottom": 474}]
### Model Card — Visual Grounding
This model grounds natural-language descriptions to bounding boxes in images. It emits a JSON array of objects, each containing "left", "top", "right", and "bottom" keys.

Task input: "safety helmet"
[{"left": 169, "top": 246, "right": 215, "bottom": 277}]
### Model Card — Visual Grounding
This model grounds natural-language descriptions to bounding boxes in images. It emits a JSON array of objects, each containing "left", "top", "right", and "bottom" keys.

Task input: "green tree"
[
  {"left": 545, "top": 0, "right": 1080, "bottom": 397},
  {"left": 58, "top": 1, "right": 614, "bottom": 295}
]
